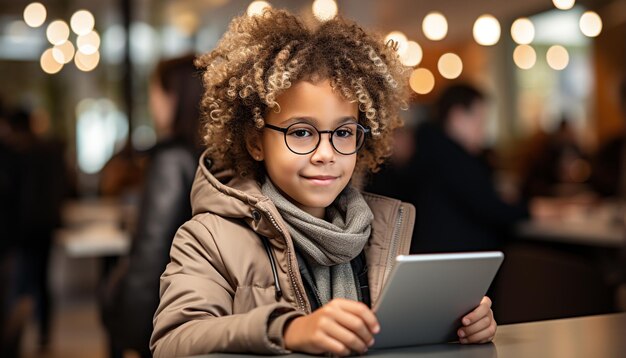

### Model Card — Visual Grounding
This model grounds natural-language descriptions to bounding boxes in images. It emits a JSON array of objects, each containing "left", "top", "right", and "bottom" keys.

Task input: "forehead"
[{"left": 266, "top": 79, "right": 358, "bottom": 125}]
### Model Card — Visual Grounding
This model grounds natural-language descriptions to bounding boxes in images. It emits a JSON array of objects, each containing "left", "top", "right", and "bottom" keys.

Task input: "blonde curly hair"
[{"left": 195, "top": 8, "right": 410, "bottom": 181}]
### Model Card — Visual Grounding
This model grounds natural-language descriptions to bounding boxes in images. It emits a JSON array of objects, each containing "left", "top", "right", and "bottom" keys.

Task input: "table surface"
[{"left": 190, "top": 312, "right": 626, "bottom": 358}]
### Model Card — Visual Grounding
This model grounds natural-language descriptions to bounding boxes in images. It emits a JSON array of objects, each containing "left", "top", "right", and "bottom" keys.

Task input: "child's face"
[{"left": 256, "top": 79, "right": 359, "bottom": 219}]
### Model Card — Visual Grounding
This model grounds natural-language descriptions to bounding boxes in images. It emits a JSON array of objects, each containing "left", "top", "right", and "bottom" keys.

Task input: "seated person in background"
[
  {"left": 101, "top": 54, "right": 204, "bottom": 358},
  {"left": 150, "top": 10, "right": 496, "bottom": 357},
  {"left": 521, "top": 118, "right": 591, "bottom": 198},
  {"left": 590, "top": 79, "right": 626, "bottom": 198},
  {"left": 411, "top": 84, "right": 529, "bottom": 254}
]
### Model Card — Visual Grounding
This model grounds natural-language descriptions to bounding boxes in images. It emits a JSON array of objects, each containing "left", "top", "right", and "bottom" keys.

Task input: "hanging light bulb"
[
  {"left": 410, "top": 68, "right": 435, "bottom": 95},
  {"left": 473, "top": 15, "right": 500, "bottom": 46},
  {"left": 579, "top": 11, "right": 602, "bottom": 37},
  {"left": 24, "top": 2, "right": 47, "bottom": 28},
  {"left": 247, "top": 1, "right": 271, "bottom": 17},
  {"left": 422, "top": 12, "right": 448, "bottom": 41},
  {"left": 511, "top": 18, "right": 535, "bottom": 45}
]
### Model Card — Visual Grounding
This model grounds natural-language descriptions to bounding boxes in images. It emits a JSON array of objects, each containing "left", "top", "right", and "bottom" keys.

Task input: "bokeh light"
[
  {"left": 410, "top": 68, "right": 435, "bottom": 95},
  {"left": 23, "top": 2, "right": 47, "bottom": 28},
  {"left": 247, "top": 1, "right": 271, "bottom": 17},
  {"left": 75, "top": 50, "right": 100, "bottom": 72},
  {"left": 384, "top": 31, "right": 408, "bottom": 55},
  {"left": 77, "top": 31, "right": 101, "bottom": 55},
  {"left": 312, "top": 0, "right": 338, "bottom": 22},
  {"left": 400, "top": 41, "right": 423, "bottom": 67},
  {"left": 52, "top": 40, "right": 75, "bottom": 64},
  {"left": 513, "top": 45, "right": 536, "bottom": 70},
  {"left": 422, "top": 12, "right": 448, "bottom": 41},
  {"left": 546, "top": 45, "right": 569, "bottom": 70},
  {"left": 46, "top": 20, "right": 70, "bottom": 45},
  {"left": 40, "top": 48, "right": 63, "bottom": 74},
  {"left": 511, "top": 18, "right": 535, "bottom": 45},
  {"left": 579, "top": 11, "right": 602, "bottom": 37},
  {"left": 473, "top": 15, "right": 500, "bottom": 46},
  {"left": 553, "top": 0, "right": 575, "bottom": 10},
  {"left": 438, "top": 53, "right": 463, "bottom": 79},
  {"left": 70, "top": 10, "right": 95, "bottom": 36}
]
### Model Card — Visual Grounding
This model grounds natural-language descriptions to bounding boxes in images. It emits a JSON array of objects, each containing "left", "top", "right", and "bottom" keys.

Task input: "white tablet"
[{"left": 372, "top": 251, "right": 504, "bottom": 349}]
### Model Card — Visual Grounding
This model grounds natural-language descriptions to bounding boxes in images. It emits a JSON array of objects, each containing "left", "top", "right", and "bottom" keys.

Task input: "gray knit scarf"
[{"left": 262, "top": 178, "right": 373, "bottom": 304}]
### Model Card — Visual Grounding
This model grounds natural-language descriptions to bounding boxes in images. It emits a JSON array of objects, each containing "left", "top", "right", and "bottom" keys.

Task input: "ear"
[{"left": 245, "top": 129, "right": 265, "bottom": 161}]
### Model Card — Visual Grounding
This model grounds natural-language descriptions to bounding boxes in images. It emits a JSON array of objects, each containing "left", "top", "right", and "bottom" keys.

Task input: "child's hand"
[
  {"left": 283, "top": 298, "right": 380, "bottom": 356},
  {"left": 457, "top": 296, "right": 497, "bottom": 344}
]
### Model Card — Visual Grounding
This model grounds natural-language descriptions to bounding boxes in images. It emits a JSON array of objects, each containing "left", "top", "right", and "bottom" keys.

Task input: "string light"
[
  {"left": 247, "top": 1, "right": 271, "bottom": 17},
  {"left": 400, "top": 41, "right": 423, "bottom": 67},
  {"left": 46, "top": 20, "right": 70, "bottom": 45},
  {"left": 410, "top": 68, "right": 435, "bottom": 95},
  {"left": 312, "top": 0, "right": 338, "bottom": 22},
  {"left": 513, "top": 45, "right": 536, "bottom": 70},
  {"left": 70, "top": 10, "right": 95, "bottom": 36},
  {"left": 438, "top": 53, "right": 463, "bottom": 79},
  {"left": 546, "top": 45, "right": 569, "bottom": 70},
  {"left": 40, "top": 48, "right": 63, "bottom": 74},
  {"left": 553, "top": 0, "right": 575, "bottom": 10},
  {"left": 579, "top": 11, "right": 602, "bottom": 37},
  {"left": 473, "top": 15, "right": 500, "bottom": 46},
  {"left": 24, "top": 2, "right": 46, "bottom": 28},
  {"left": 422, "top": 12, "right": 448, "bottom": 41},
  {"left": 511, "top": 18, "right": 535, "bottom": 45}
]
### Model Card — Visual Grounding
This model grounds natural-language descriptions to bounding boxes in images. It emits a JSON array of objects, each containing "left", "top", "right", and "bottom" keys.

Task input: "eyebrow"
[{"left": 279, "top": 116, "right": 358, "bottom": 127}]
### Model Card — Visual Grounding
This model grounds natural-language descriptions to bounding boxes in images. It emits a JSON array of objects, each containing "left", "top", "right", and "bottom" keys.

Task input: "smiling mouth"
[{"left": 302, "top": 175, "right": 339, "bottom": 184}]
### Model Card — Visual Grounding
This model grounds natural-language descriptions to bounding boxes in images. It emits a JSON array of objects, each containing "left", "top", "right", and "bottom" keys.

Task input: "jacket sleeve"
[
  {"left": 103, "top": 147, "right": 196, "bottom": 352},
  {"left": 150, "top": 219, "right": 304, "bottom": 357}
]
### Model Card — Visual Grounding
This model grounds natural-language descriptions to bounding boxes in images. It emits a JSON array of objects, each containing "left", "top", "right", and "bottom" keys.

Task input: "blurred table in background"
[
  {"left": 54, "top": 198, "right": 135, "bottom": 258},
  {"left": 517, "top": 199, "right": 624, "bottom": 248}
]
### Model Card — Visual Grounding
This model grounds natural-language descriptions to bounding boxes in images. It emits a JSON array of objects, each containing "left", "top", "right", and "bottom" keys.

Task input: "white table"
[
  {"left": 517, "top": 200, "right": 625, "bottom": 248},
  {"left": 54, "top": 199, "right": 134, "bottom": 258}
]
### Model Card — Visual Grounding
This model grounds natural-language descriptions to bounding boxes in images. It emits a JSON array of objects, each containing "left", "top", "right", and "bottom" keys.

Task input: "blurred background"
[{"left": 0, "top": 0, "right": 624, "bottom": 357}]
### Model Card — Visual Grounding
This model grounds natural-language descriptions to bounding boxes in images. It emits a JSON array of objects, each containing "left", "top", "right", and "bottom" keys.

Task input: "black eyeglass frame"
[{"left": 264, "top": 122, "right": 371, "bottom": 155}]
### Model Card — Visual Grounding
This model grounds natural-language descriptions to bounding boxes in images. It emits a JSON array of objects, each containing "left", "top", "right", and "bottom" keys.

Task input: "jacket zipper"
[
  {"left": 264, "top": 211, "right": 307, "bottom": 312},
  {"left": 384, "top": 205, "right": 404, "bottom": 282}
]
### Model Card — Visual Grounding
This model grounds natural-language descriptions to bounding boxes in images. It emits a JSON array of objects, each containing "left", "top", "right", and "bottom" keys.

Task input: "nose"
[{"left": 310, "top": 132, "right": 336, "bottom": 164}]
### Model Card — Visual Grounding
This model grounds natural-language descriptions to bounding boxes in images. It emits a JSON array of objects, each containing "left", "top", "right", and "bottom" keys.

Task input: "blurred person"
[
  {"left": 521, "top": 117, "right": 591, "bottom": 198},
  {"left": 591, "top": 79, "right": 626, "bottom": 197},
  {"left": 100, "top": 54, "right": 204, "bottom": 358},
  {"left": 5, "top": 107, "right": 67, "bottom": 350},
  {"left": 411, "top": 84, "right": 529, "bottom": 254},
  {"left": 0, "top": 102, "right": 32, "bottom": 357}
]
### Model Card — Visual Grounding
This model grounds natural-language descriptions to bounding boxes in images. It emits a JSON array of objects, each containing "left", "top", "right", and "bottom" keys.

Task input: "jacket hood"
[{"left": 189, "top": 150, "right": 283, "bottom": 238}]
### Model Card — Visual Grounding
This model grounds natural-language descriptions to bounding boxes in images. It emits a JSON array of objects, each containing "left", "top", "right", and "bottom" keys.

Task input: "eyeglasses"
[{"left": 264, "top": 121, "right": 370, "bottom": 155}]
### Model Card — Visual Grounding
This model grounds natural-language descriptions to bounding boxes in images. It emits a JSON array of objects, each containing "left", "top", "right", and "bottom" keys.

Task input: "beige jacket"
[{"left": 150, "top": 153, "right": 415, "bottom": 357}]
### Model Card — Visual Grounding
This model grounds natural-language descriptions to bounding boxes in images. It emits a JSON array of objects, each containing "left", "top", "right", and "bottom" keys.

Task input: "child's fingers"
[
  {"left": 324, "top": 320, "right": 370, "bottom": 354},
  {"left": 337, "top": 299, "right": 380, "bottom": 334},
  {"left": 316, "top": 334, "right": 351, "bottom": 356},
  {"left": 461, "top": 296, "right": 492, "bottom": 326},
  {"left": 459, "top": 318, "right": 497, "bottom": 344},
  {"left": 332, "top": 308, "right": 375, "bottom": 348},
  {"left": 458, "top": 314, "right": 491, "bottom": 339}
]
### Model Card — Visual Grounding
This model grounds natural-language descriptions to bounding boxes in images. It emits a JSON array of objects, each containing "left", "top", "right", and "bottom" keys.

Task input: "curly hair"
[{"left": 195, "top": 8, "right": 410, "bottom": 181}]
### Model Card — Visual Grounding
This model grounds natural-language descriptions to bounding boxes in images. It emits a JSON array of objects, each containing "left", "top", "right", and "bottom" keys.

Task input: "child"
[{"left": 150, "top": 8, "right": 496, "bottom": 357}]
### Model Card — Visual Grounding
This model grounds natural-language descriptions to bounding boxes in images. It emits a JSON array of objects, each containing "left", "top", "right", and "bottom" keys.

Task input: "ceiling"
[{"left": 1, "top": 0, "right": 621, "bottom": 46}]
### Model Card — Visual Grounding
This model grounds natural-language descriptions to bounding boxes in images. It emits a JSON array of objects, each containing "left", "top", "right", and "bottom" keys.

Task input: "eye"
[
  {"left": 335, "top": 126, "right": 355, "bottom": 138},
  {"left": 287, "top": 126, "right": 314, "bottom": 138}
]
